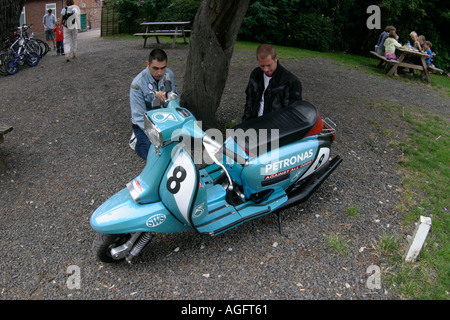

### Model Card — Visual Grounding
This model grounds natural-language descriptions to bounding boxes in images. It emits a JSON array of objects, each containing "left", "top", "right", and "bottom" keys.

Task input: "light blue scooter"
[{"left": 90, "top": 86, "right": 342, "bottom": 263}]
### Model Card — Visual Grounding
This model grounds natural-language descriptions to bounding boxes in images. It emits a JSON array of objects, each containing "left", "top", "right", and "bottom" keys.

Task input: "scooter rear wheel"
[{"left": 92, "top": 233, "right": 131, "bottom": 263}]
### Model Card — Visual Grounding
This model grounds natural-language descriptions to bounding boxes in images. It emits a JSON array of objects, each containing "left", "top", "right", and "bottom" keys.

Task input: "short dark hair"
[
  {"left": 148, "top": 49, "right": 167, "bottom": 63},
  {"left": 256, "top": 44, "right": 277, "bottom": 60}
]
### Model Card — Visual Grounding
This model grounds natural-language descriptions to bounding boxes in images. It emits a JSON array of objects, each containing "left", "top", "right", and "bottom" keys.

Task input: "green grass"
[
  {"left": 325, "top": 233, "right": 350, "bottom": 257},
  {"left": 365, "top": 107, "right": 449, "bottom": 300},
  {"left": 235, "top": 41, "right": 450, "bottom": 96},
  {"left": 391, "top": 110, "right": 449, "bottom": 299},
  {"left": 346, "top": 205, "right": 360, "bottom": 218}
]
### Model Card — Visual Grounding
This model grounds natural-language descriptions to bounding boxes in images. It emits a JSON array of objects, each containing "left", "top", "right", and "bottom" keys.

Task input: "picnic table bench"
[
  {"left": 0, "top": 124, "right": 13, "bottom": 145},
  {"left": 370, "top": 48, "right": 443, "bottom": 83},
  {"left": 428, "top": 65, "right": 444, "bottom": 74},
  {"left": 0, "top": 124, "right": 13, "bottom": 171},
  {"left": 134, "top": 21, "right": 191, "bottom": 48},
  {"left": 370, "top": 51, "right": 400, "bottom": 67}
]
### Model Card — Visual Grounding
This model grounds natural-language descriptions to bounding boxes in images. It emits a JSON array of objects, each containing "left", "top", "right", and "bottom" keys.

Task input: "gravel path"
[{"left": 0, "top": 29, "right": 448, "bottom": 302}]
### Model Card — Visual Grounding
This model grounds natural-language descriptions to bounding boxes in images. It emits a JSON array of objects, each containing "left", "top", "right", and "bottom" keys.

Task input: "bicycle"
[
  {"left": 22, "top": 24, "right": 50, "bottom": 57},
  {"left": 3, "top": 28, "right": 40, "bottom": 75},
  {"left": 0, "top": 24, "right": 47, "bottom": 76}
]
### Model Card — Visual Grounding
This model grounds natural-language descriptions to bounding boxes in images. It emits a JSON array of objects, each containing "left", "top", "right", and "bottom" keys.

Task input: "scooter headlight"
[{"left": 144, "top": 113, "right": 163, "bottom": 148}]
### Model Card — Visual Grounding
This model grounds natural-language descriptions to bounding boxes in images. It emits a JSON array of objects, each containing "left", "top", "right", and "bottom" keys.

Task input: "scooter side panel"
[
  {"left": 240, "top": 137, "right": 319, "bottom": 196},
  {"left": 90, "top": 188, "right": 189, "bottom": 234},
  {"left": 159, "top": 146, "right": 208, "bottom": 226}
]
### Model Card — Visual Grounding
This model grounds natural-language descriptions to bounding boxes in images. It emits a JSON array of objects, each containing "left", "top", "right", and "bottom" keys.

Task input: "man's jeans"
[{"left": 132, "top": 125, "right": 151, "bottom": 160}]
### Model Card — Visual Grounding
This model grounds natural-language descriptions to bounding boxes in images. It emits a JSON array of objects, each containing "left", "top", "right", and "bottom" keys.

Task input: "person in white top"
[{"left": 61, "top": 0, "right": 80, "bottom": 62}]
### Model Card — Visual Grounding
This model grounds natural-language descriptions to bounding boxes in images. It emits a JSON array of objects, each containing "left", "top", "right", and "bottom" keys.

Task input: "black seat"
[{"left": 229, "top": 100, "right": 319, "bottom": 156}]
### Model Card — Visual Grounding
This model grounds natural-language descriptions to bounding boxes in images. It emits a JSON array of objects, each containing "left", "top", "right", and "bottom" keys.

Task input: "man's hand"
[{"left": 156, "top": 91, "right": 167, "bottom": 102}]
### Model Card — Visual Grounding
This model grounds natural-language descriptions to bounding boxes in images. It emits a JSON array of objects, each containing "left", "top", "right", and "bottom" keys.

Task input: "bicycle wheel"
[
  {"left": 0, "top": 50, "right": 14, "bottom": 76},
  {"left": 34, "top": 38, "right": 49, "bottom": 56},
  {"left": 26, "top": 52, "right": 39, "bottom": 67},
  {"left": 24, "top": 40, "right": 41, "bottom": 57},
  {"left": 5, "top": 59, "right": 18, "bottom": 75}
]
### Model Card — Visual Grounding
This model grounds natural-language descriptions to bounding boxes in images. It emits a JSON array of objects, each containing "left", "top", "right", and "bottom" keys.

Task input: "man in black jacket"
[{"left": 242, "top": 44, "right": 303, "bottom": 121}]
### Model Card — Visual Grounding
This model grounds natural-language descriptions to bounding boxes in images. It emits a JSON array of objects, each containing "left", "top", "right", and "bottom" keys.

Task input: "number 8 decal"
[{"left": 167, "top": 166, "right": 187, "bottom": 194}]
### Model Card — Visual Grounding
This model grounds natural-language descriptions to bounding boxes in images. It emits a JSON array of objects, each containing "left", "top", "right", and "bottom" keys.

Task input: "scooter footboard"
[{"left": 90, "top": 188, "right": 190, "bottom": 234}]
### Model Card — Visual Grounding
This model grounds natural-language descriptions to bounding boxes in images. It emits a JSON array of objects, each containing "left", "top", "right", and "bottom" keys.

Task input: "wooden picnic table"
[
  {"left": 387, "top": 47, "right": 432, "bottom": 82},
  {"left": 134, "top": 21, "right": 191, "bottom": 48},
  {"left": 0, "top": 124, "right": 13, "bottom": 145},
  {"left": 0, "top": 124, "right": 13, "bottom": 172}
]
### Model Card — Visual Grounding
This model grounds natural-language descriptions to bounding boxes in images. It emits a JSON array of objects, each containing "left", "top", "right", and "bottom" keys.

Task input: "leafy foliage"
[
  {"left": 106, "top": 0, "right": 449, "bottom": 72},
  {"left": 103, "top": 0, "right": 199, "bottom": 34},
  {"left": 238, "top": 0, "right": 449, "bottom": 72}
]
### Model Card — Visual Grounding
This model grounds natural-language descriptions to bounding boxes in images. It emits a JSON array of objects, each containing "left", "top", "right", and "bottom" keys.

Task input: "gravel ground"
[{"left": 0, "top": 29, "right": 448, "bottom": 303}]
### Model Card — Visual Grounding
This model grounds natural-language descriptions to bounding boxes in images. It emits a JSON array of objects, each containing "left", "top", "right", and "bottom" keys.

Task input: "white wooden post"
[{"left": 404, "top": 216, "right": 432, "bottom": 263}]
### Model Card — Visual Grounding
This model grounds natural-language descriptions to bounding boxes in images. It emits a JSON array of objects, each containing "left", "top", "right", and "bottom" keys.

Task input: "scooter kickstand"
[{"left": 276, "top": 212, "right": 288, "bottom": 238}]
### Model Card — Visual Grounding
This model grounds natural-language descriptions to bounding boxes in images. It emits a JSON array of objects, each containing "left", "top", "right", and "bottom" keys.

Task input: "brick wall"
[{"left": 24, "top": 0, "right": 102, "bottom": 40}]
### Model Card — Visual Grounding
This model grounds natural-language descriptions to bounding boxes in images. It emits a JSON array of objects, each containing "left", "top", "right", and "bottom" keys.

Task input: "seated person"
[
  {"left": 383, "top": 30, "right": 402, "bottom": 76},
  {"left": 376, "top": 26, "right": 396, "bottom": 55},
  {"left": 410, "top": 31, "right": 422, "bottom": 51}
]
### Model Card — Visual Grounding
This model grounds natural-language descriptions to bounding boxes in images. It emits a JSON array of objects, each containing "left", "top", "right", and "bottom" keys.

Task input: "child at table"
[
  {"left": 383, "top": 30, "right": 402, "bottom": 76},
  {"left": 423, "top": 41, "right": 432, "bottom": 65},
  {"left": 420, "top": 41, "right": 434, "bottom": 80},
  {"left": 418, "top": 35, "right": 426, "bottom": 52},
  {"left": 410, "top": 31, "right": 422, "bottom": 51}
]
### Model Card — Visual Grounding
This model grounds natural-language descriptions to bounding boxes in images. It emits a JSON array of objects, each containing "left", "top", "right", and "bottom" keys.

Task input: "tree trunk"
[
  {"left": 180, "top": 0, "right": 250, "bottom": 129},
  {"left": 0, "top": 0, "right": 25, "bottom": 45}
]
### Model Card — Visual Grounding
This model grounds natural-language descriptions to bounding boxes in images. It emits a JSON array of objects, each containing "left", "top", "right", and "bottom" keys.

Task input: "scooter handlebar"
[{"left": 203, "top": 135, "right": 248, "bottom": 166}]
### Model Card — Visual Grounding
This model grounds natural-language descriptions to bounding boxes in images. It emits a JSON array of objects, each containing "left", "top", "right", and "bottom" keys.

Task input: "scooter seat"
[{"left": 231, "top": 100, "right": 322, "bottom": 156}]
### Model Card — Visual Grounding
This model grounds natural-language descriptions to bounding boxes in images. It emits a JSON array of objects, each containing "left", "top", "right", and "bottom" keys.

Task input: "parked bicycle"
[
  {"left": 0, "top": 25, "right": 45, "bottom": 76},
  {"left": 22, "top": 24, "right": 50, "bottom": 57}
]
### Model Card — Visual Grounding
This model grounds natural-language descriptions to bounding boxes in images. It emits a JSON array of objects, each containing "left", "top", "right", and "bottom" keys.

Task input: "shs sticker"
[{"left": 146, "top": 213, "right": 167, "bottom": 228}]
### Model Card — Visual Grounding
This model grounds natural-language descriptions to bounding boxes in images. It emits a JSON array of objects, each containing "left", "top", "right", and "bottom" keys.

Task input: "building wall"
[{"left": 24, "top": 0, "right": 102, "bottom": 39}]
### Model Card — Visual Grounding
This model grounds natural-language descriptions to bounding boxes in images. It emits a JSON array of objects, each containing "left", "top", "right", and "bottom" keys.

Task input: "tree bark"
[
  {"left": 180, "top": 0, "right": 250, "bottom": 129},
  {"left": 0, "top": 0, "right": 25, "bottom": 44}
]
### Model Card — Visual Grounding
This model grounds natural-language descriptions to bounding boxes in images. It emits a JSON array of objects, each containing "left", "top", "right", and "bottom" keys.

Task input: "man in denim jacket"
[{"left": 130, "top": 49, "right": 180, "bottom": 160}]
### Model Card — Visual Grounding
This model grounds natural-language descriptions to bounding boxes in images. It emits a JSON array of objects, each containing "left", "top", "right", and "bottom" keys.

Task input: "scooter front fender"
[{"left": 90, "top": 188, "right": 190, "bottom": 234}]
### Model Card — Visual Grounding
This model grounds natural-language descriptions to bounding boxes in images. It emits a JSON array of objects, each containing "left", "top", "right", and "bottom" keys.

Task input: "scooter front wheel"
[{"left": 92, "top": 233, "right": 131, "bottom": 263}]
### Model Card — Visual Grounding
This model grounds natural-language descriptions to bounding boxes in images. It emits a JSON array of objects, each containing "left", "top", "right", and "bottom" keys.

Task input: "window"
[
  {"left": 45, "top": 3, "right": 57, "bottom": 15},
  {"left": 19, "top": 6, "right": 25, "bottom": 26}
]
